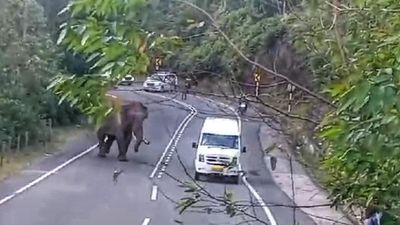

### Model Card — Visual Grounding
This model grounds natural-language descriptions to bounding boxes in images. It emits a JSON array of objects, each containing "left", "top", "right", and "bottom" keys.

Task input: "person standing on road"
[{"left": 181, "top": 78, "right": 191, "bottom": 100}]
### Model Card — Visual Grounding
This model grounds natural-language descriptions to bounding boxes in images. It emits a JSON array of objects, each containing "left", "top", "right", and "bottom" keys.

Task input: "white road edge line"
[
  {"left": 142, "top": 218, "right": 151, "bottom": 225},
  {"left": 197, "top": 96, "right": 278, "bottom": 225},
  {"left": 0, "top": 194, "right": 16, "bottom": 205},
  {"left": 151, "top": 185, "right": 158, "bottom": 201},
  {"left": 242, "top": 176, "right": 277, "bottom": 225},
  {"left": 0, "top": 144, "right": 98, "bottom": 206}
]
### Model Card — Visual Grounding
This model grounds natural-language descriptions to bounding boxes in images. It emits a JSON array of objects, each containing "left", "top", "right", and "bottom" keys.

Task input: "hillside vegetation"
[{"left": 0, "top": 0, "right": 81, "bottom": 145}]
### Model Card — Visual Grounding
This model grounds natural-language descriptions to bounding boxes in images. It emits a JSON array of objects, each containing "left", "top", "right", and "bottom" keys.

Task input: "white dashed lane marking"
[
  {"left": 155, "top": 111, "right": 195, "bottom": 179},
  {"left": 150, "top": 186, "right": 158, "bottom": 201},
  {"left": 146, "top": 93, "right": 197, "bottom": 179},
  {"left": 142, "top": 218, "right": 151, "bottom": 225},
  {"left": 148, "top": 98, "right": 196, "bottom": 179}
]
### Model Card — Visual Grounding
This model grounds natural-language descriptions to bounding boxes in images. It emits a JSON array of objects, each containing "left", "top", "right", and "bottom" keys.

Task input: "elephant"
[{"left": 96, "top": 99, "right": 149, "bottom": 161}]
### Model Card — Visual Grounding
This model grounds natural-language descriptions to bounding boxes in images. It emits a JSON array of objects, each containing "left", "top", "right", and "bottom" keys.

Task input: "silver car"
[{"left": 143, "top": 72, "right": 178, "bottom": 92}]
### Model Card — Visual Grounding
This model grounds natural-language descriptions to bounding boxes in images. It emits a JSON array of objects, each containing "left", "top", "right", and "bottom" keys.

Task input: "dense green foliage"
[
  {"left": 289, "top": 0, "right": 400, "bottom": 222},
  {"left": 0, "top": 0, "right": 81, "bottom": 144},
  {"left": 148, "top": 0, "right": 285, "bottom": 82}
]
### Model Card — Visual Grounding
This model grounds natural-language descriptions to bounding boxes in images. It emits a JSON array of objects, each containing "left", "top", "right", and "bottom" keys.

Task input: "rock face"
[{"left": 241, "top": 34, "right": 312, "bottom": 95}]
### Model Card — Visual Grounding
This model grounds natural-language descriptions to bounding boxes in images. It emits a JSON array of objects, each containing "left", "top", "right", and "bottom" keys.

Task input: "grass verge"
[{"left": 0, "top": 126, "right": 93, "bottom": 182}]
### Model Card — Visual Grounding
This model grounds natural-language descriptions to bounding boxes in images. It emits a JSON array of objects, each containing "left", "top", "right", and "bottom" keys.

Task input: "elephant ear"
[{"left": 105, "top": 94, "right": 122, "bottom": 125}]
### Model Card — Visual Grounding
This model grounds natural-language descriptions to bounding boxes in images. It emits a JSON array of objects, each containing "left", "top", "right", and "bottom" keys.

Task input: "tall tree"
[{"left": 0, "top": 0, "right": 80, "bottom": 142}]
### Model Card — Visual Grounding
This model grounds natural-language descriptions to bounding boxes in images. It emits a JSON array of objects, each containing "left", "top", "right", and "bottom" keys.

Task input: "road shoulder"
[
  {"left": 259, "top": 124, "right": 353, "bottom": 225},
  {"left": 0, "top": 129, "right": 96, "bottom": 201}
]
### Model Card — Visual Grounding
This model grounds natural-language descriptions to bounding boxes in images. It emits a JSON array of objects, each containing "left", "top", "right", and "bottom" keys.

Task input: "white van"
[{"left": 192, "top": 117, "right": 247, "bottom": 184}]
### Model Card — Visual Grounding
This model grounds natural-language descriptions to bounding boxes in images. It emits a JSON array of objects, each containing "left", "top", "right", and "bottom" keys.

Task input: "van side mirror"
[
  {"left": 192, "top": 142, "right": 198, "bottom": 148},
  {"left": 242, "top": 146, "right": 247, "bottom": 153}
]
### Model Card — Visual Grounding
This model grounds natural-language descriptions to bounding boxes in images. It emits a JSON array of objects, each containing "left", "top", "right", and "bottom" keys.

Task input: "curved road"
[{"left": 0, "top": 88, "right": 315, "bottom": 225}]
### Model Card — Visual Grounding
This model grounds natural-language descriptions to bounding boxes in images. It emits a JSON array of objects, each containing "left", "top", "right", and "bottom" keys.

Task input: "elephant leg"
[
  {"left": 104, "top": 135, "right": 115, "bottom": 154},
  {"left": 116, "top": 133, "right": 131, "bottom": 162},
  {"left": 97, "top": 129, "right": 107, "bottom": 157},
  {"left": 133, "top": 125, "right": 144, "bottom": 153},
  {"left": 125, "top": 132, "right": 133, "bottom": 149}
]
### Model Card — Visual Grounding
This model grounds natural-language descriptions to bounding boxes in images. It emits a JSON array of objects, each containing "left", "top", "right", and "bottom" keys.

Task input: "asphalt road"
[{"left": 0, "top": 87, "right": 316, "bottom": 225}]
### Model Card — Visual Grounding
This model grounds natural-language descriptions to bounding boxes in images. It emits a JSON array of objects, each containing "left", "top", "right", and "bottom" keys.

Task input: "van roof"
[{"left": 201, "top": 117, "right": 240, "bottom": 136}]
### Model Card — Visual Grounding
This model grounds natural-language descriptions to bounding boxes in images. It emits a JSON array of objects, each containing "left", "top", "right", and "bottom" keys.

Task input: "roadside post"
[
  {"left": 155, "top": 57, "right": 163, "bottom": 71},
  {"left": 254, "top": 68, "right": 261, "bottom": 97},
  {"left": 287, "top": 83, "right": 296, "bottom": 112}
]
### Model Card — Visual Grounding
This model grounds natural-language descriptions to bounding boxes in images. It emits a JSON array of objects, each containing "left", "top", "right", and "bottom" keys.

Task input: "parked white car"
[
  {"left": 192, "top": 117, "right": 247, "bottom": 184},
  {"left": 143, "top": 71, "right": 178, "bottom": 92},
  {"left": 119, "top": 74, "right": 135, "bottom": 86}
]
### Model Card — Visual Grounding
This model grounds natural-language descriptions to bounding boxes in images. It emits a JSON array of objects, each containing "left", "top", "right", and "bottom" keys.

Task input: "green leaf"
[
  {"left": 370, "top": 74, "right": 391, "bottom": 84},
  {"left": 382, "top": 115, "right": 397, "bottom": 125},
  {"left": 338, "top": 88, "right": 357, "bottom": 113},
  {"left": 70, "top": 98, "right": 79, "bottom": 107},
  {"left": 100, "top": 62, "right": 115, "bottom": 73},
  {"left": 81, "top": 32, "right": 91, "bottom": 46},
  {"left": 325, "top": 82, "right": 348, "bottom": 98},
  {"left": 83, "top": 39, "right": 103, "bottom": 53},
  {"left": 100, "top": 0, "right": 112, "bottom": 15},
  {"left": 57, "top": 28, "right": 68, "bottom": 45},
  {"left": 59, "top": 22, "right": 68, "bottom": 29},
  {"left": 57, "top": 4, "right": 71, "bottom": 16},
  {"left": 104, "top": 107, "right": 113, "bottom": 116},
  {"left": 320, "top": 126, "right": 343, "bottom": 139},
  {"left": 384, "top": 68, "right": 393, "bottom": 75},
  {"left": 87, "top": 53, "right": 101, "bottom": 62},
  {"left": 352, "top": 81, "right": 371, "bottom": 112},
  {"left": 178, "top": 198, "right": 197, "bottom": 214},
  {"left": 46, "top": 77, "right": 62, "bottom": 90},
  {"left": 58, "top": 92, "right": 70, "bottom": 105}
]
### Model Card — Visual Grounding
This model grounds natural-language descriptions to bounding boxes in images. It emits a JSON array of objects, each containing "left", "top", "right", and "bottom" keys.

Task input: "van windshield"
[{"left": 200, "top": 133, "right": 239, "bottom": 149}]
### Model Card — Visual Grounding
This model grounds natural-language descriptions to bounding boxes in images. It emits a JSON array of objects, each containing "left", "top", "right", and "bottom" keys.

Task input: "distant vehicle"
[
  {"left": 238, "top": 97, "right": 248, "bottom": 115},
  {"left": 119, "top": 74, "right": 135, "bottom": 86},
  {"left": 192, "top": 117, "right": 247, "bottom": 184},
  {"left": 238, "top": 102, "right": 247, "bottom": 115},
  {"left": 143, "top": 71, "right": 178, "bottom": 92}
]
